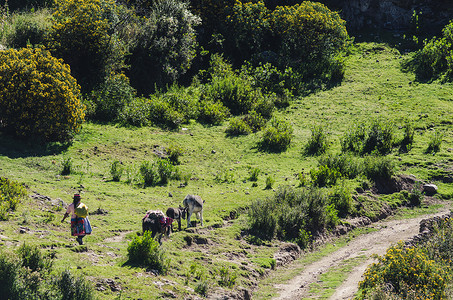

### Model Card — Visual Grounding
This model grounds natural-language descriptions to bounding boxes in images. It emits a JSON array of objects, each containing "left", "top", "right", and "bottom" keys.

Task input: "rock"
[{"left": 423, "top": 183, "right": 438, "bottom": 195}]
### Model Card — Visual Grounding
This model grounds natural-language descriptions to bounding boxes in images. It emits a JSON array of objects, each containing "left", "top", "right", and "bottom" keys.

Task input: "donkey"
[
  {"left": 165, "top": 206, "right": 185, "bottom": 232},
  {"left": 142, "top": 210, "right": 171, "bottom": 244},
  {"left": 182, "top": 194, "right": 204, "bottom": 227}
]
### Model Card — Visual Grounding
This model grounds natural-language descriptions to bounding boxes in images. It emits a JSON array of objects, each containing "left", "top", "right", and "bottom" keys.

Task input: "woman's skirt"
[{"left": 71, "top": 217, "right": 92, "bottom": 236}]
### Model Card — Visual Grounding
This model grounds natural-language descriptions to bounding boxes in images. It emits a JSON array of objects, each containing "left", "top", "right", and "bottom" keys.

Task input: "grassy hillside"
[{"left": 0, "top": 41, "right": 452, "bottom": 299}]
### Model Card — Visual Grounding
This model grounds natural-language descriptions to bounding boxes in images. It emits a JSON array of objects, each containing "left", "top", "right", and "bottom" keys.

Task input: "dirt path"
[{"left": 272, "top": 208, "right": 451, "bottom": 300}]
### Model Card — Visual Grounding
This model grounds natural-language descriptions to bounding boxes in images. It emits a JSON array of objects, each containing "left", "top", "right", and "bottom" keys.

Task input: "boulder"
[{"left": 423, "top": 183, "right": 438, "bottom": 195}]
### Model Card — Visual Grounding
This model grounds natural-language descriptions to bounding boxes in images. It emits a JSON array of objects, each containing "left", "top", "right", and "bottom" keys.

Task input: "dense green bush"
[
  {"left": 0, "top": 177, "right": 27, "bottom": 220},
  {"left": 0, "top": 47, "right": 85, "bottom": 142},
  {"left": 5, "top": 10, "right": 51, "bottom": 48},
  {"left": 139, "top": 159, "right": 179, "bottom": 186},
  {"left": 363, "top": 155, "right": 395, "bottom": 181},
  {"left": 0, "top": 245, "right": 93, "bottom": 300},
  {"left": 225, "top": 0, "right": 271, "bottom": 61},
  {"left": 166, "top": 144, "right": 184, "bottom": 165},
  {"left": 310, "top": 165, "right": 341, "bottom": 187},
  {"left": 258, "top": 117, "right": 293, "bottom": 152},
  {"left": 408, "top": 21, "right": 453, "bottom": 81},
  {"left": 304, "top": 125, "right": 329, "bottom": 156},
  {"left": 244, "top": 110, "right": 268, "bottom": 132},
  {"left": 197, "top": 99, "right": 230, "bottom": 125},
  {"left": 88, "top": 73, "right": 136, "bottom": 122},
  {"left": 127, "top": 0, "right": 200, "bottom": 95},
  {"left": 118, "top": 97, "right": 151, "bottom": 127},
  {"left": 202, "top": 74, "right": 261, "bottom": 116},
  {"left": 270, "top": 2, "right": 348, "bottom": 75},
  {"left": 148, "top": 97, "right": 184, "bottom": 130},
  {"left": 226, "top": 117, "right": 252, "bottom": 136},
  {"left": 248, "top": 186, "right": 335, "bottom": 247},
  {"left": 317, "top": 153, "right": 362, "bottom": 179},
  {"left": 47, "top": 0, "right": 125, "bottom": 93},
  {"left": 341, "top": 120, "right": 395, "bottom": 155},
  {"left": 127, "top": 231, "right": 170, "bottom": 274},
  {"left": 110, "top": 160, "right": 123, "bottom": 182},
  {"left": 329, "top": 184, "right": 354, "bottom": 217}
]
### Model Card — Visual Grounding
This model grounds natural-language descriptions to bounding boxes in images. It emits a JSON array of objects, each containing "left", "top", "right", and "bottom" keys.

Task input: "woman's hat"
[{"left": 73, "top": 194, "right": 81, "bottom": 200}]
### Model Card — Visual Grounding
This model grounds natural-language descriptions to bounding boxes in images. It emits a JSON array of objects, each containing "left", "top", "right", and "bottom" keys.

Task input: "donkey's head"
[{"left": 179, "top": 205, "right": 187, "bottom": 220}]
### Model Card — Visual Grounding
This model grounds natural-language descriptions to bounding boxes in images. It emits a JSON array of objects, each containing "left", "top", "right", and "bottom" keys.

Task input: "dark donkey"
[
  {"left": 165, "top": 206, "right": 185, "bottom": 232},
  {"left": 142, "top": 210, "right": 172, "bottom": 244}
]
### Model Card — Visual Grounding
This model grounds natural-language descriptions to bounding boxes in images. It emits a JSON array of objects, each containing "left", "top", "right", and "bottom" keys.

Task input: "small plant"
[
  {"left": 408, "top": 182, "right": 423, "bottom": 207},
  {"left": 110, "top": 160, "right": 123, "bottom": 182},
  {"left": 197, "top": 99, "right": 230, "bottom": 125},
  {"left": 166, "top": 144, "right": 184, "bottom": 165},
  {"left": 127, "top": 231, "right": 170, "bottom": 274},
  {"left": 218, "top": 266, "right": 237, "bottom": 288},
  {"left": 265, "top": 176, "right": 274, "bottom": 190},
  {"left": 399, "top": 121, "right": 415, "bottom": 152},
  {"left": 195, "top": 280, "right": 210, "bottom": 296},
  {"left": 214, "top": 170, "right": 235, "bottom": 184},
  {"left": 294, "top": 228, "right": 312, "bottom": 249},
  {"left": 249, "top": 167, "right": 260, "bottom": 182},
  {"left": 139, "top": 161, "right": 158, "bottom": 186},
  {"left": 297, "top": 172, "right": 308, "bottom": 187},
  {"left": 55, "top": 269, "right": 94, "bottom": 300},
  {"left": 426, "top": 130, "right": 443, "bottom": 153},
  {"left": 61, "top": 157, "right": 72, "bottom": 175},
  {"left": 156, "top": 159, "right": 178, "bottom": 185},
  {"left": 329, "top": 184, "right": 354, "bottom": 217},
  {"left": 304, "top": 125, "right": 329, "bottom": 156}
]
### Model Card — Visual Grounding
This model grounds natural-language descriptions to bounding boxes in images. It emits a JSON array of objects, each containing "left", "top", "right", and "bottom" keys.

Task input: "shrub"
[
  {"left": 244, "top": 110, "right": 267, "bottom": 132},
  {"left": 363, "top": 119, "right": 395, "bottom": 155},
  {"left": 127, "top": 231, "right": 170, "bottom": 274},
  {"left": 89, "top": 73, "right": 136, "bottom": 122},
  {"left": 0, "top": 177, "right": 27, "bottom": 220},
  {"left": 156, "top": 84, "right": 200, "bottom": 122},
  {"left": 127, "top": 0, "right": 200, "bottom": 95},
  {"left": 270, "top": 2, "right": 348, "bottom": 75},
  {"left": 317, "top": 153, "right": 362, "bottom": 179},
  {"left": 426, "top": 130, "right": 443, "bottom": 154},
  {"left": 139, "top": 161, "right": 159, "bottom": 186},
  {"left": 202, "top": 74, "right": 261, "bottom": 116},
  {"left": 218, "top": 266, "right": 237, "bottom": 288},
  {"left": 341, "top": 120, "right": 395, "bottom": 156},
  {"left": 265, "top": 176, "right": 274, "bottom": 190},
  {"left": 0, "top": 250, "right": 20, "bottom": 299},
  {"left": 249, "top": 167, "right": 260, "bottom": 182},
  {"left": 310, "top": 165, "right": 341, "bottom": 187},
  {"left": 148, "top": 97, "right": 184, "bottom": 130},
  {"left": 408, "top": 21, "right": 453, "bottom": 81},
  {"left": 248, "top": 186, "right": 332, "bottom": 246},
  {"left": 259, "top": 117, "right": 293, "bottom": 152},
  {"left": 17, "top": 243, "right": 52, "bottom": 273},
  {"left": 0, "top": 47, "right": 85, "bottom": 142},
  {"left": 363, "top": 155, "right": 395, "bottom": 181},
  {"left": 399, "top": 121, "right": 415, "bottom": 152},
  {"left": 156, "top": 159, "right": 178, "bottom": 184},
  {"left": 304, "top": 125, "right": 329, "bottom": 156},
  {"left": 60, "top": 157, "right": 72, "bottom": 175},
  {"left": 226, "top": 117, "right": 252, "bottom": 136},
  {"left": 329, "top": 184, "right": 353, "bottom": 217},
  {"left": 225, "top": 0, "right": 271, "bottom": 61},
  {"left": 110, "top": 160, "right": 123, "bottom": 182},
  {"left": 166, "top": 144, "right": 184, "bottom": 165},
  {"left": 118, "top": 97, "right": 151, "bottom": 127},
  {"left": 5, "top": 10, "right": 51, "bottom": 48},
  {"left": 55, "top": 269, "right": 94, "bottom": 300},
  {"left": 359, "top": 243, "right": 450, "bottom": 299},
  {"left": 47, "top": 0, "right": 125, "bottom": 93},
  {"left": 197, "top": 99, "right": 230, "bottom": 125}
]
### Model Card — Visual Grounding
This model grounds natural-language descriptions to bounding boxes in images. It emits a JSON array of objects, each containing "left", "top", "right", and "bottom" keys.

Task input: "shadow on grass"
[{"left": 0, "top": 132, "right": 70, "bottom": 158}]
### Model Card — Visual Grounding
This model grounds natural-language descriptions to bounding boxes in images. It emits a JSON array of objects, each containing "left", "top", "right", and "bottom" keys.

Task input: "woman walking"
[{"left": 61, "top": 194, "right": 92, "bottom": 245}]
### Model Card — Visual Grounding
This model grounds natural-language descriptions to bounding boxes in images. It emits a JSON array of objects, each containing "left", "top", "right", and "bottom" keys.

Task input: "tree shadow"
[{"left": 0, "top": 132, "right": 70, "bottom": 159}]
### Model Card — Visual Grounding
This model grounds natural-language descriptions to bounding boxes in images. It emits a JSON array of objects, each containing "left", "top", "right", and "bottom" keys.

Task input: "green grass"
[{"left": 0, "top": 42, "right": 452, "bottom": 298}]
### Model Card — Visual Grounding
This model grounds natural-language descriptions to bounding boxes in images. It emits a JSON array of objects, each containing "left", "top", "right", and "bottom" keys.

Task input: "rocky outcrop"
[{"left": 321, "top": 0, "right": 453, "bottom": 31}]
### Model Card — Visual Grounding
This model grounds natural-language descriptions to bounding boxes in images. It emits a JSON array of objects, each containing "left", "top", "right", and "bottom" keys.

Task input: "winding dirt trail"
[{"left": 272, "top": 208, "right": 451, "bottom": 300}]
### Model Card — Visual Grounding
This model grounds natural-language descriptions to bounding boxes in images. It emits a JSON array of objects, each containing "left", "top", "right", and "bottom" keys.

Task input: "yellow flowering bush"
[
  {"left": 0, "top": 47, "right": 85, "bottom": 142},
  {"left": 359, "top": 242, "right": 450, "bottom": 299}
]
